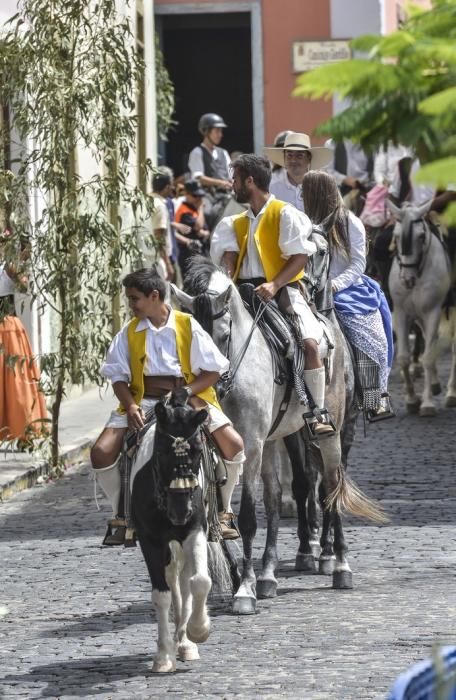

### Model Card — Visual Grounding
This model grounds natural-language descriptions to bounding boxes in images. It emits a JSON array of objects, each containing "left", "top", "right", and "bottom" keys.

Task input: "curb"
[{"left": 0, "top": 439, "right": 93, "bottom": 503}]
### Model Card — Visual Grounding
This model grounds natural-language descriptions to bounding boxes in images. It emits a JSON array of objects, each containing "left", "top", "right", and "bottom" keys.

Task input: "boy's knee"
[
  {"left": 90, "top": 442, "right": 119, "bottom": 470},
  {"left": 304, "top": 339, "right": 319, "bottom": 360}
]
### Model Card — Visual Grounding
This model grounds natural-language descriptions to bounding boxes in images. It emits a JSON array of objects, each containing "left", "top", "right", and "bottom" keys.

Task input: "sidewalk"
[{"left": 0, "top": 386, "right": 116, "bottom": 502}]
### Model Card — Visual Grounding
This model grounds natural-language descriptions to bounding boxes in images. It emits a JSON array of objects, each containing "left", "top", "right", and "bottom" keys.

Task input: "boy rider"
[{"left": 91, "top": 268, "right": 245, "bottom": 543}]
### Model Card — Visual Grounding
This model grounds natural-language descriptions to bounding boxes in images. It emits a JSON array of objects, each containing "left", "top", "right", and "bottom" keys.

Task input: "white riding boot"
[
  {"left": 93, "top": 460, "right": 121, "bottom": 518},
  {"left": 218, "top": 450, "right": 245, "bottom": 539},
  {"left": 303, "top": 367, "right": 335, "bottom": 437}
]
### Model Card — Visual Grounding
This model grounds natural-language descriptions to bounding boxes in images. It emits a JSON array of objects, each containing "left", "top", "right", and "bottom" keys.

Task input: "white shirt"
[
  {"left": 328, "top": 140, "right": 371, "bottom": 186},
  {"left": 188, "top": 144, "right": 231, "bottom": 179},
  {"left": 210, "top": 195, "right": 316, "bottom": 279},
  {"left": 374, "top": 144, "right": 413, "bottom": 186},
  {"left": 270, "top": 168, "right": 305, "bottom": 212},
  {"left": 329, "top": 211, "right": 366, "bottom": 293},
  {"left": 100, "top": 307, "right": 229, "bottom": 384},
  {"left": 151, "top": 194, "right": 172, "bottom": 257},
  {"left": 388, "top": 158, "right": 435, "bottom": 209},
  {"left": 0, "top": 264, "right": 15, "bottom": 296}
]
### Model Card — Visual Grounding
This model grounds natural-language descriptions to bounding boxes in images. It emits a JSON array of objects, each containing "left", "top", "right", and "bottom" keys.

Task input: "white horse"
[{"left": 388, "top": 201, "right": 456, "bottom": 414}]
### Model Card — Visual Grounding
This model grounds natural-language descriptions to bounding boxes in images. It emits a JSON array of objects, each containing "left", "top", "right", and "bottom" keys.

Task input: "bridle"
[
  {"left": 396, "top": 217, "right": 431, "bottom": 279},
  {"left": 161, "top": 424, "right": 202, "bottom": 492}
]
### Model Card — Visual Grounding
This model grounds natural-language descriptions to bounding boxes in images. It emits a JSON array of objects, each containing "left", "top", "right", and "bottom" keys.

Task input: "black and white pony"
[
  {"left": 388, "top": 201, "right": 456, "bottom": 414},
  {"left": 131, "top": 398, "right": 228, "bottom": 672}
]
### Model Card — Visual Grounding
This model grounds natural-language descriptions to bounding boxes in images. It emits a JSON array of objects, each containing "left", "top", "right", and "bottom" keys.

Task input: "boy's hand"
[{"left": 127, "top": 404, "right": 145, "bottom": 431}]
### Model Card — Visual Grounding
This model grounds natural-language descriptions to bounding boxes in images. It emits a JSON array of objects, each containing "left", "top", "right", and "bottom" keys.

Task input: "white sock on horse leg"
[
  {"left": 219, "top": 450, "right": 245, "bottom": 513},
  {"left": 303, "top": 367, "right": 326, "bottom": 412},
  {"left": 92, "top": 460, "right": 121, "bottom": 516}
]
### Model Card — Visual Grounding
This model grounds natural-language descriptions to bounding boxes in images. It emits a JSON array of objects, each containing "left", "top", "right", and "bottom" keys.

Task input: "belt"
[
  {"left": 0, "top": 294, "right": 15, "bottom": 317},
  {"left": 143, "top": 375, "right": 185, "bottom": 399}
]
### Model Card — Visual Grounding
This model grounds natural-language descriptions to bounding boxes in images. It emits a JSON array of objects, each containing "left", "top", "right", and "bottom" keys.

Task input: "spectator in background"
[
  {"left": 265, "top": 132, "right": 332, "bottom": 212},
  {"left": 174, "top": 179, "right": 211, "bottom": 276},
  {"left": 0, "top": 229, "right": 48, "bottom": 447},
  {"left": 136, "top": 168, "right": 174, "bottom": 281},
  {"left": 269, "top": 130, "right": 293, "bottom": 183},
  {"left": 374, "top": 143, "right": 413, "bottom": 186},
  {"left": 188, "top": 113, "right": 232, "bottom": 230}
]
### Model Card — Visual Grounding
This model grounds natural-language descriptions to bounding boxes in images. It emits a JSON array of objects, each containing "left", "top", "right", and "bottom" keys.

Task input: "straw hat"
[{"left": 264, "top": 132, "right": 332, "bottom": 171}]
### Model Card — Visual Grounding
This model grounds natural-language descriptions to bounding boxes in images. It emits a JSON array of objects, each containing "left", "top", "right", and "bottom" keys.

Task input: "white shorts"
[
  {"left": 105, "top": 397, "right": 231, "bottom": 433},
  {"left": 277, "top": 286, "right": 323, "bottom": 343}
]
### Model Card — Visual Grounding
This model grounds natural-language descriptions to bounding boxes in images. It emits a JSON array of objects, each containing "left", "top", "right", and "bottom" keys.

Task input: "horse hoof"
[
  {"left": 445, "top": 395, "right": 456, "bottom": 408},
  {"left": 431, "top": 382, "right": 442, "bottom": 396},
  {"left": 177, "top": 643, "right": 200, "bottom": 662},
  {"left": 187, "top": 621, "right": 210, "bottom": 644},
  {"left": 232, "top": 595, "right": 256, "bottom": 615},
  {"left": 295, "top": 553, "right": 317, "bottom": 573},
  {"left": 319, "top": 557, "right": 335, "bottom": 576},
  {"left": 406, "top": 399, "right": 421, "bottom": 414},
  {"left": 419, "top": 405, "right": 436, "bottom": 417},
  {"left": 152, "top": 657, "right": 176, "bottom": 673},
  {"left": 257, "top": 579, "right": 278, "bottom": 599},
  {"left": 332, "top": 570, "right": 353, "bottom": 590}
]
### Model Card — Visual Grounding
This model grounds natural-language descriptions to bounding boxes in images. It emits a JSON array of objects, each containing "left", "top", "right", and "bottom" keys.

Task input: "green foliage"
[
  {"left": 0, "top": 0, "right": 155, "bottom": 468},
  {"left": 294, "top": 0, "right": 456, "bottom": 196},
  {"left": 155, "top": 34, "right": 176, "bottom": 140}
]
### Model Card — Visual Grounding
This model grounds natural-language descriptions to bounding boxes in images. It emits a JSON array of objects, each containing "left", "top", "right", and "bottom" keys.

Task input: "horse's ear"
[
  {"left": 221, "top": 285, "right": 233, "bottom": 304},
  {"left": 170, "top": 283, "right": 195, "bottom": 312},
  {"left": 386, "top": 199, "right": 403, "bottom": 220},
  {"left": 416, "top": 199, "right": 432, "bottom": 219},
  {"left": 155, "top": 401, "right": 169, "bottom": 424},
  {"left": 193, "top": 409, "right": 209, "bottom": 428}
]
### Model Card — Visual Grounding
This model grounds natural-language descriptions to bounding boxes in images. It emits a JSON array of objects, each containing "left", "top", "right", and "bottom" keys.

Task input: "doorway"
[{"left": 157, "top": 11, "right": 254, "bottom": 176}]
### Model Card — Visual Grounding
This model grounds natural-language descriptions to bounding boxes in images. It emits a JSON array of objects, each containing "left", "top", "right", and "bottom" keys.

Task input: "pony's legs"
[
  {"left": 283, "top": 432, "right": 318, "bottom": 572},
  {"left": 182, "top": 528, "right": 211, "bottom": 645},
  {"left": 332, "top": 511, "right": 353, "bottom": 588},
  {"left": 233, "top": 442, "right": 263, "bottom": 615},
  {"left": 164, "top": 543, "right": 199, "bottom": 662},
  {"left": 138, "top": 537, "right": 176, "bottom": 673},
  {"left": 395, "top": 311, "right": 420, "bottom": 410},
  {"left": 420, "top": 307, "right": 442, "bottom": 415},
  {"left": 445, "top": 313, "right": 456, "bottom": 406},
  {"left": 257, "top": 442, "right": 282, "bottom": 598}
]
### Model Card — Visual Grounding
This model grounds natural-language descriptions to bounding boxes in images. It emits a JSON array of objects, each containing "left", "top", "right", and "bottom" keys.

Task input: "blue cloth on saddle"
[{"left": 334, "top": 274, "right": 394, "bottom": 367}]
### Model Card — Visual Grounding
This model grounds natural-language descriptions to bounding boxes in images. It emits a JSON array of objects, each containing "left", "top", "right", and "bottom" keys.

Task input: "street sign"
[{"left": 292, "top": 40, "right": 351, "bottom": 73}]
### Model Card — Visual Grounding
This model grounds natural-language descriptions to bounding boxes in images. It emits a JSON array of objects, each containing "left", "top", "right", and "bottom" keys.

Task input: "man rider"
[
  {"left": 188, "top": 113, "right": 232, "bottom": 230},
  {"left": 210, "top": 154, "right": 335, "bottom": 438}
]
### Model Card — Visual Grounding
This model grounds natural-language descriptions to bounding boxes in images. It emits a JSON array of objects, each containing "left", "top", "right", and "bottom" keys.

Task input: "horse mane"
[
  {"left": 183, "top": 256, "right": 229, "bottom": 336},
  {"left": 183, "top": 255, "right": 223, "bottom": 295}
]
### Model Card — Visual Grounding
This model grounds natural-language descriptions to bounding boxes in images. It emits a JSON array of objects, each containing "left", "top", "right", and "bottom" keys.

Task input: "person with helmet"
[
  {"left": 188, "top": 113, "right": 232, "bottom": 191},
  {"left": 188, "top": 113, "right": 232, "bottom": 230}
]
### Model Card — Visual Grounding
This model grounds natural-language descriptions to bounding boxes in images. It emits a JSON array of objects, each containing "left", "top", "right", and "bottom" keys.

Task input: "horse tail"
[
  {"left": 207, "top": 541, "right": 233, "bottom": 593},
  {"left": 325, "top": 467, "right": 389, "bottom": 524}
]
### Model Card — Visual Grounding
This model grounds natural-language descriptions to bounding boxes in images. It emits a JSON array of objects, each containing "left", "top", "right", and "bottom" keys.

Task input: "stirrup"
[
  {"left": 366, "top": 394, "right": 395, "bottom": 423},
  {"left": 303, "top": 408, "right": 336, "bottom": 441},
  {"left": 102, "top": 517, "right": 137, "bottom": 547}
]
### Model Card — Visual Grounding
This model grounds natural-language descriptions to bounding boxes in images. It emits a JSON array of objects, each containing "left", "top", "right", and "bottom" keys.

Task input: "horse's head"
[
  {"left": 154, "top": 400, "right": 208, "bottom": 526},
  {"left": 387, "top": 199, "right": 431, "bottom": 289},
  {"left": 170, "top": 256, "right": 235, "bottom": 354}
]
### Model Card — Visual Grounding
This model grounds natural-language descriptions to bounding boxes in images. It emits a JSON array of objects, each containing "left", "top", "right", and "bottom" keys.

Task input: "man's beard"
[{"left": 234, "top": 183, "right": 249, "bottom": 202}]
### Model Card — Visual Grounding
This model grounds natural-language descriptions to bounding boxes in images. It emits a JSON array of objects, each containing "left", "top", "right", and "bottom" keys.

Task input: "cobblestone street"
[{"left": 1, "top": 360, "right": 456, "bottom": 700}]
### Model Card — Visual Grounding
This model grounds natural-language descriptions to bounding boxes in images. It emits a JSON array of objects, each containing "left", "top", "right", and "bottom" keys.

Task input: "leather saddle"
[{"left": 238, "top": 283, "right": 295, "bottom": 384}]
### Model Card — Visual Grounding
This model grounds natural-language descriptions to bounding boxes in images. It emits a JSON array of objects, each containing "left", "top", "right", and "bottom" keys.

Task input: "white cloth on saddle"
[
  {"left": 100, "top": 307, "right": 229, "bottom": 384},
  {"left": 328, "top": 211, "right": 367, "bottom": 293},
  {"left": 105, "top": 396, "right": 231, "bottom": 431},
  {"left": 210, "top": 194, "right": 316, "bottom": 279}
]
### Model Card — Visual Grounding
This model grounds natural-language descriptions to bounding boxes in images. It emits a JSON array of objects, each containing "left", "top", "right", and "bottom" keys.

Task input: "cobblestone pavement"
[{"left": 1, "top": 360, "right": 456, "bottom": 700}]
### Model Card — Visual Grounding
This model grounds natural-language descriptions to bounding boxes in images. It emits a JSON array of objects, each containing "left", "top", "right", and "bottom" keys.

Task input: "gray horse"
[
  {"left": 172, "top": 257, "right": 386, "bottom": 615},
  {"left": 388, "top": 201, "right": 455, "bottom": 415}
]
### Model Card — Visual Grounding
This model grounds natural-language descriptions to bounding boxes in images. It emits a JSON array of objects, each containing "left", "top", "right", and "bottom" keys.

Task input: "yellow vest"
[
  {"left": 232, "top": 199, "right": 304, "bottom": 283},
  {"left": 118, "top": 310, "right": 221, "bottom": 412}
]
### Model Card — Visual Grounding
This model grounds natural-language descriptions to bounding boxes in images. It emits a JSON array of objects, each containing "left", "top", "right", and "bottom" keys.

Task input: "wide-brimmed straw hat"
[{"left": 264, "top": 132, "right": 333, "bottom": 171}]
